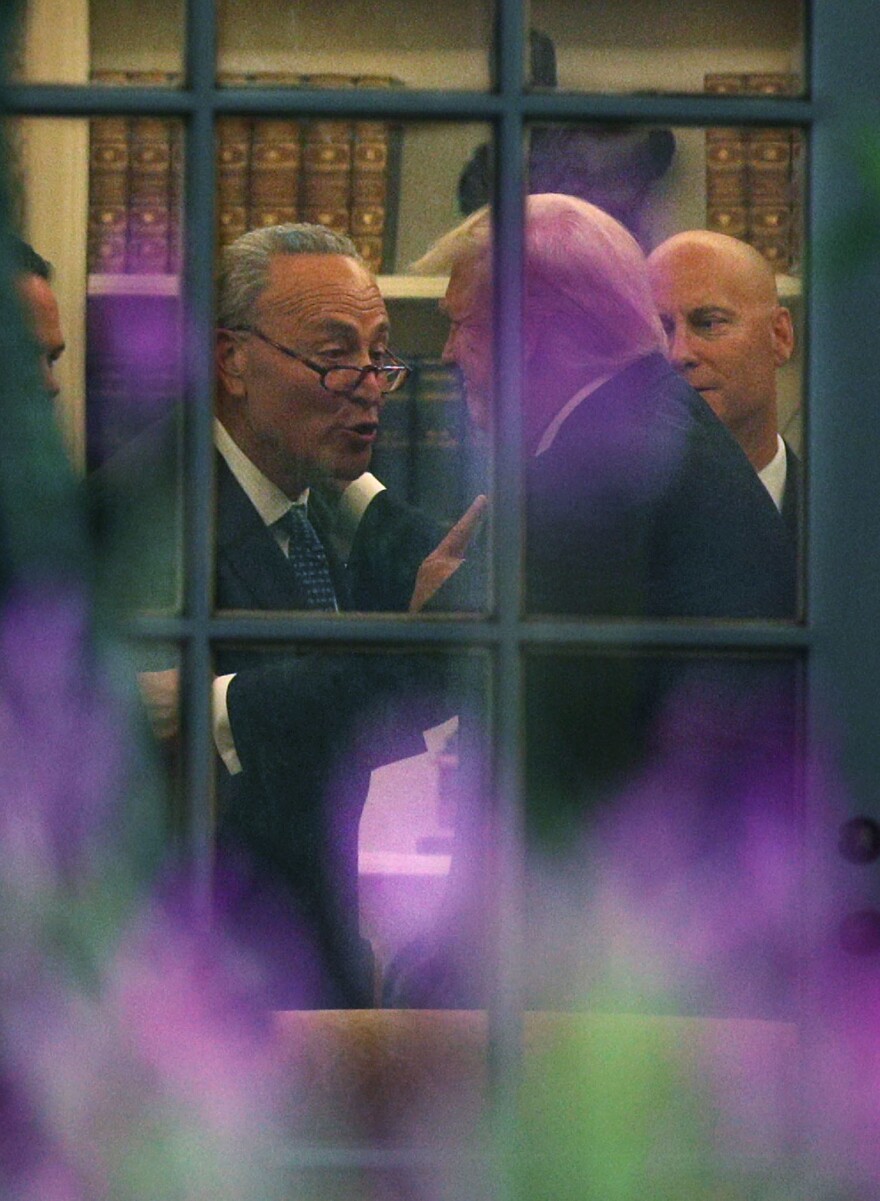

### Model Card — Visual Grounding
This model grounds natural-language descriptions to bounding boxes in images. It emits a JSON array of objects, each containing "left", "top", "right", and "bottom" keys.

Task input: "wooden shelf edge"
[
  {"left": 88, "top": 273, "right": 449, "bottom": 300},
  {"left": 378, "top": 274, "right": 448, "bottom": 299},
  {"left": 777, "top": 273, "right": 802, "bottom": 301},
  {"left": 86, "top": 271, "right": 799, "bottom": 304},
  {"left": 88, "top": 273, "right": 180, "bottom": 297}
]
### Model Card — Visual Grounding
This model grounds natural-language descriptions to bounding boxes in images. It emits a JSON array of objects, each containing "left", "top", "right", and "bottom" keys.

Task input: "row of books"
[
  {"left": 370, "top": 357, "right": 483, "bottom": 528},
  {"left": 704, "top": 72, "right": 804, "bottom": 273},
  {"left": 87, "top": 70, "right": 403, "bottom": 277}
]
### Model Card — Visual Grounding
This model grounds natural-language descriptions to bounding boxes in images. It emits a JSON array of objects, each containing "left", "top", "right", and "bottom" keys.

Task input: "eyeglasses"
[{"left": 235, "top": 326, "right": 411, "bottom": 395}]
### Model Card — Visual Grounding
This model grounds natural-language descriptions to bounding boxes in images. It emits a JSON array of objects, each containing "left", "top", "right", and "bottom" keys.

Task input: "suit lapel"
[
  {"left": 215, "top": 453, "right": 354, "bottom": 611},
  {"left": 215, "top": 453, "right": 312, "bottom": 610}
]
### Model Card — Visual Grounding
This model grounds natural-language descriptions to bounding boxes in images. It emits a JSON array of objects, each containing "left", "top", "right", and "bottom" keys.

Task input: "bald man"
[{"left": 647, "top": 230, "right": 799, "bottom": 541}]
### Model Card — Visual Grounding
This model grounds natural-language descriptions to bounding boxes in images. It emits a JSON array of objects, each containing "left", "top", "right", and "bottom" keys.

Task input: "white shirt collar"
[
  {"left": 214, "top": 418, "right": 307, "bottom": 526},
  {"left": 534, "top": 373, "right": 613, "bottom": 456},
  {"left": 757, "top": 434, "right": 787, "bottom": 512}
]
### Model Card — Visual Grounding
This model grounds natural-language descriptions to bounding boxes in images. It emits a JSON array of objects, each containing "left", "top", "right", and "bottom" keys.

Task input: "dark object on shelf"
[
  {"left": 527, "top": 26, "right": 557, "bottom": 89},
  {"left": 458, "top": 125, "right": 676, "bottom": 248},
  {"left": 458, "top": 30, "right": 675, "bottom": 248}
]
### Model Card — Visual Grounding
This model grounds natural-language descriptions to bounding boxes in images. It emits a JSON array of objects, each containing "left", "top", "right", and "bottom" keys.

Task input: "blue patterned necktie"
[{"left": 279, "top": 505, "right": 338, "bottom": 610}]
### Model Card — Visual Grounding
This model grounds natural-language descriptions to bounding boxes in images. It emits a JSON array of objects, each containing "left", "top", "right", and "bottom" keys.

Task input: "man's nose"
[
  {"left": 349, "top": 366, "right": 385, "bottom": 407},
  {"left": 668, "top": 324, "right": 698, "bottom": 371},
  {"left": 441, "top": 329, "right": 457, "bottom": 364}
]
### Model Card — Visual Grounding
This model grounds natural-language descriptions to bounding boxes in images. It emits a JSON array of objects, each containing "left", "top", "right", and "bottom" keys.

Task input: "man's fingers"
[{"left": 435, "top": 494, "right": 489, "bottom": 560}]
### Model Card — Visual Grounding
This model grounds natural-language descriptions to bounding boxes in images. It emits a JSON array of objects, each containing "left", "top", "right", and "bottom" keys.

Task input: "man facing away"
[
  {"left": 416, "top": 193, "right": 795, "bottom": 620},
  {"left": 387, "top": 196, "right": 799, "bottom": 1012},
  {"left": 647, "top": 229, "right": 800, "bottom": 542}
]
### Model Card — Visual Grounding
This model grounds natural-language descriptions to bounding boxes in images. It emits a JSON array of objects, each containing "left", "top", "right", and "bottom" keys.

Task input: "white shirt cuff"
[
  {"left": 336, "top": 472, "right": 387, "bottom": 545},
  {"left": 212, "top": 673, "right": 242, "bottom": 775}
]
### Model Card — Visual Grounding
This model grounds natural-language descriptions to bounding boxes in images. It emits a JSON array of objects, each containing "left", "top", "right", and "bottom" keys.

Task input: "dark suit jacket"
[
  {"left": 525, "top": 353, "right": 795, "bottom": 619},
  {"left": 389, "top": 355, "right": 799, "bottom": 1014},
  {"left": 90, "top": 427, "right": 445, "bottom": 1008},
  {"left": 212, "top": 454, "right": 447, "bottom": 1008}
]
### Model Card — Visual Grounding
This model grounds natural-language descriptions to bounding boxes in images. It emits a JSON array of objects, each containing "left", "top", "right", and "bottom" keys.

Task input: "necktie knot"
[{"left": 279, "top": 505, "right": 338, "bottom": 610}]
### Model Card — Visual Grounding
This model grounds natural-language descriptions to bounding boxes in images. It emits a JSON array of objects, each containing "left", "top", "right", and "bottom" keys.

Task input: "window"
[{"left": 7, "top": 0, "right": 880, "bottom": 1194}]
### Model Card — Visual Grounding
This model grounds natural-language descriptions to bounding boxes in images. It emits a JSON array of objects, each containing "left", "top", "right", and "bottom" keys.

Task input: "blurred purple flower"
[{"left": 0, "top": 583, "right": 128, "bottom": 895}]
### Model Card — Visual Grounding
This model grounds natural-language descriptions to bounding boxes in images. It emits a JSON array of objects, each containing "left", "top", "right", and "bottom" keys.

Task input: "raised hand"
[{"left": 409, "top": 494, "right": 489, "bottom": 613}]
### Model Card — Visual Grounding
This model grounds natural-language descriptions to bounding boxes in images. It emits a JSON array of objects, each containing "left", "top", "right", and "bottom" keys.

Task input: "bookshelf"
[{"left": 17, "top": 0, "right": 806, "bottom": 466}]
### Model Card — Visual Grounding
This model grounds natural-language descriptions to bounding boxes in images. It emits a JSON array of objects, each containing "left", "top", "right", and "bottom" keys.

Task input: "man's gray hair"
[{"left": 216, "top": 223, "right": 363, "bottom": 329}]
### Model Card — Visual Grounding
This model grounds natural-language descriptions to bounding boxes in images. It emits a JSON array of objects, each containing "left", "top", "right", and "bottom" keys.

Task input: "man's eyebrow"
[
  {"left": 309, "top": 318, "right": 389, "bottom": 340},
  {"left": 690, "top": 305, "right": 734, "bottom": 318}
]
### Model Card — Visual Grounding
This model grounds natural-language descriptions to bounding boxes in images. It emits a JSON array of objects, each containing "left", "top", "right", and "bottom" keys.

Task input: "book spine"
[
  {"left": 704, "top": 73, "right": 749, "bottom": 241},
  {"left": 370, "top": 384, "right": 414, "bottom": 503},
  {"left": 744, "top": 74, "right": 799, "bottom": 274},
  {"left": 704, "top": 73, "right": 801, "bottom": 273},
  {"left": 747, "top": 128, "right": 793, "bottom": 272},
  {"left": 248, "top": 117, "right": 302, "bottom": 229},
  {"left": 350, "top": 119, "right": 389, "bottom": 273},
  {"left": 216, "top": 114, "right": 252, "bottom": 250},
  {"left": 413, "top": 359, "right": 467, "bottom": 526},
  {"left": 87, "top": 115, "right": 130, "bottom": 274},
  {"left": 301, "top": 75, "right": 354, "bottom": 235},
  {"left": 349, "top": 76, "right": 402, "bottom": 273},
  {"left": 168, "top": 120, "right": 184, "bottom": 274},
  {"left": 87, "top": 70, "right": 131, "bottom": 274},
  {"left": 127, "top": 115, "right": 173, "bottom": 273}
]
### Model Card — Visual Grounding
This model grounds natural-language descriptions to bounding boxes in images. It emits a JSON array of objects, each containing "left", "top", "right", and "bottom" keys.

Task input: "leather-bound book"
[
  {"left": 747, "top": 127, "right": 793, "bottom": 271},
  {"left": 216, "top": 115, "right": 252, "bottom": 250},
  {"left": 87, "top": 70, "right": 131, "bottom": 274},
  {"left": 249, "top": 115, "right": 302, "bottom": 230},
  {"left": 168, "top": 120, "right": 184, "bottom": 273},
  {"left": 349, "top": 76, "right": 401, "bottom": 273},
  {"left": 301, "top": 75, "right": 355, "bottom": 235},
  {"left": 744, "top": 74, "right": 800, "bottom": 273},
  {"left": 127, "top": 114, "right": 173, "bottom": 273},
  {"left": 704, "top": 74, "right": 749, "bottom": 241},
  {"left": 413, "top": 359, "right": 467, "bottom": 526}
]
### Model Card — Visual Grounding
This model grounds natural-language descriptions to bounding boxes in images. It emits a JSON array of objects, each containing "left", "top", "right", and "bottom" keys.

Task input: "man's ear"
[
  {"left": 771, "top": 305, "right": 795, "bottom": 367},
  {"left": 216, "top": 329, "right": 248, "bottom": 398}
]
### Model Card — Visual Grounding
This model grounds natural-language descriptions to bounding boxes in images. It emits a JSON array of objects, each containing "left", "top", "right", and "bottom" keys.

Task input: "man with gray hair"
[
  {"left": 110, "top": 223, "right": 481, "bottom": 1008},
  {"left": 209, "top": 223, "right": 486, "bottom": 1007}
]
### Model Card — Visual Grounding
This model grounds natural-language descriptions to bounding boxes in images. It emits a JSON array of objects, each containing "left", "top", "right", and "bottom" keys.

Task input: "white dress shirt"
[
  {"left": 757, "top": 434, "right": 788, "bottom": 513},
  {"left": 212, "top": 420, "right": 387, "bottom": 773}
]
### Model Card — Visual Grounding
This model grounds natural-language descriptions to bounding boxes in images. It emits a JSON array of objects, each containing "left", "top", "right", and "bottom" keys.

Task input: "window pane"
[
  {"left": 8, "top": 111, "right": 186, "bottom": 611},
  {"left": 210, "top": 644, "right": 489, "bottom": 1010},
  {"left": 523, "top": 649, "right": 803, "bottom": 1015},
  {"left": 214, "top": 120, "right": 492, "bottom": 617},
  {"left": 89, "top": 1, "right": 185, "bottom": 86},
  {"left": 527, "top": 0, "right": 805, "bottom": 96},
  {"left": 217, "top": 1, "right": 493, "bottom": 92}
]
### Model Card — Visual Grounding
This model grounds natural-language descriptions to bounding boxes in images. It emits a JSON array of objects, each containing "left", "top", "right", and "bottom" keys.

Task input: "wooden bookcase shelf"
[{"left": 18, "top": 0, "right": 806, "bottom": 468}]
